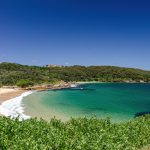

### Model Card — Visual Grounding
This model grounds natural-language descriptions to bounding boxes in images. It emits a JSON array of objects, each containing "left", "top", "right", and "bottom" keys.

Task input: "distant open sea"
[{"left": 23, "top": 83, "right": 150, "bottom": 122}]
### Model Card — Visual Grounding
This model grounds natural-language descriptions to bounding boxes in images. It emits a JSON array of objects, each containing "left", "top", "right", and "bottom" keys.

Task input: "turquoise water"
[{"left": 23, "top": 83, "right": 150, "bottom": 122}]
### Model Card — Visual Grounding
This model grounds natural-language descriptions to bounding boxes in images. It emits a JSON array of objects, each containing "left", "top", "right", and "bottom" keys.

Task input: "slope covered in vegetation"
[
  {"left": 0, "top": 62, "right": 150, "bottom": 86},
  {"left": 0, "top": 116, "right": 150, "bottom": 149}
]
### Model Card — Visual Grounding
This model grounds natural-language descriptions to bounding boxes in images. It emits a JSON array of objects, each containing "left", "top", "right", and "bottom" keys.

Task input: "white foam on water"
[{"left": 0, "top": 91, "right": 34, "bottom": 121}]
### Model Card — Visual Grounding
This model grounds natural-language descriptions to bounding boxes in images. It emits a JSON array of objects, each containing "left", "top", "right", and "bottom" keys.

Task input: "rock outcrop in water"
[{"left": 134, "top": 112, "right": 150, "bottom": 117}]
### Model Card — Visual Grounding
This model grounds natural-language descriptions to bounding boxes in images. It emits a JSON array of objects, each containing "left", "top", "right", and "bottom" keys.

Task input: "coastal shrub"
[
  {"left": 16, "top": 79, "right": 33, "bottom": 88},
  {"left": 0, "top": 115, "right": 150, "bottom": 149}
]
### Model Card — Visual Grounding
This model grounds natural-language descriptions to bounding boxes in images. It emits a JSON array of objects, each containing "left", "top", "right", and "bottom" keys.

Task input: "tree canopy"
[{"left": 0, "top": 62, "right": 150, "bottom": 86}]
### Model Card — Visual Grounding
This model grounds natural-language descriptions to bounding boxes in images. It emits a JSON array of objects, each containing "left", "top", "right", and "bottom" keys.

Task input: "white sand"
[
  {"left": 0, "top": 89, "right": 34, "bottom": 120},
  {"left": 0, "top": 88, "right": 17, "bottom": 94}
]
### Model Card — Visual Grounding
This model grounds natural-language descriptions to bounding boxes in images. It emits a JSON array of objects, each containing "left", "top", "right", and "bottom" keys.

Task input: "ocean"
[{"left": 23, "top": 83, "right": 150, "bottom": 122}]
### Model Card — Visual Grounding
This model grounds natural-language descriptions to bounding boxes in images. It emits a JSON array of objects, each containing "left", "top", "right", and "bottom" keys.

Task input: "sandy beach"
[
  {"left": 0, "top": 88, "right": 33, "bottom": 119},
  {"left": 0, "top": 88, "right": 26, "bottom": 104}
]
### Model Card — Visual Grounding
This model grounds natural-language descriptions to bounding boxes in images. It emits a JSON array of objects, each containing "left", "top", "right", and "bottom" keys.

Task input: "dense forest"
[{"left": 0, "top": 62, "right": 150, "bottom": 86}]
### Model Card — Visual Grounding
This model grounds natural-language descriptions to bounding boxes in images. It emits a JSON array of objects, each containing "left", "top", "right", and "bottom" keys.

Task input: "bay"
[{"left": 23, "top": 83, "right": 150, "bottom": 122}]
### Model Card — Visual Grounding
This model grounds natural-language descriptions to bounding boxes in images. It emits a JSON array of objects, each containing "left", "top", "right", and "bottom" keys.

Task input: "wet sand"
[{"left": 0, "top": 88, "right": 26, "bottom": 104}]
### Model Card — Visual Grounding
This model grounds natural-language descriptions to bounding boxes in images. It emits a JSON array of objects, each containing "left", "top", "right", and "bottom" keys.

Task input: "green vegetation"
[
  {"left": 0, "top": 62, "right": 150, "bottom": 149},
  {"left": 16, "top": 79, "right": 33, "bottom": 88},
  {"left": 0, "top": 62, "right": 150, "bottom": 86},
  {"left": 0, "top": 115, "right": 150, "bottom": 149}
]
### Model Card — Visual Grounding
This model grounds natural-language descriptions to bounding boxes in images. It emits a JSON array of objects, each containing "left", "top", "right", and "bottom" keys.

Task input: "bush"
[
  {"left": 16, "top": 79, "right": 33, "bottom": 88},
  {"left": 0, "top": 116, "right": 150, "bottom": 149}
]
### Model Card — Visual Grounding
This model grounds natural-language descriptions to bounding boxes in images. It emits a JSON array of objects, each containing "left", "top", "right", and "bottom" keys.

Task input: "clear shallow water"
[{"left": 23, "top": 83, "right": 150, "bottom": 122}]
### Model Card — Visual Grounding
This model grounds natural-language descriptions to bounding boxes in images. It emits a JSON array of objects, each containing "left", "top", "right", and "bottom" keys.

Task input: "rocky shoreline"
[
  {"left": 26, "top": 82, "right": 78, "bottom": 91},
  {"left": 1, "top": 80, "right": 149, "bottom": 92}
]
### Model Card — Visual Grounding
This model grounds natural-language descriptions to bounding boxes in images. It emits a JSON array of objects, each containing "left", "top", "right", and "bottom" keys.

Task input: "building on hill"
[{"left": 44, "top": 64, "right": 63, "bottom": 67}]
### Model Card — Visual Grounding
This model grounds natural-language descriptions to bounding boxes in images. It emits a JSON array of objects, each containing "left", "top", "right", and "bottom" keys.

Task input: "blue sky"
[{"left": 0, "top": 0, "right": 150, "bottom": 70}]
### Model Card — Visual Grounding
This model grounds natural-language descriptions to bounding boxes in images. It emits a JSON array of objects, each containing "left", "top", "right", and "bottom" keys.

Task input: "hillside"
[{"left": 0, "top": 62, "right": 150, "bottom": 86}]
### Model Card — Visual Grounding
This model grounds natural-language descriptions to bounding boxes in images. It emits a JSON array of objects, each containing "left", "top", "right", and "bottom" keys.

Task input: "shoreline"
[
  {"left": 0, "top": 90, "right": 34, "bottom": 120},
  {"left": 24, "top": 81, "right": 150, "bottom": 91},
  {"left": 0, "top": 88, "right": 26, "bottom": 104},
  {"left": 0, "top": 82, "right": 149, "bottom": 120}
]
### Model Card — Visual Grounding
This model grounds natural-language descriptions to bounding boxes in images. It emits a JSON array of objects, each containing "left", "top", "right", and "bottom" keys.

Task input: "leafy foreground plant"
[{"left": 0, "top": 116, "right": 150, "bottom": 150}]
